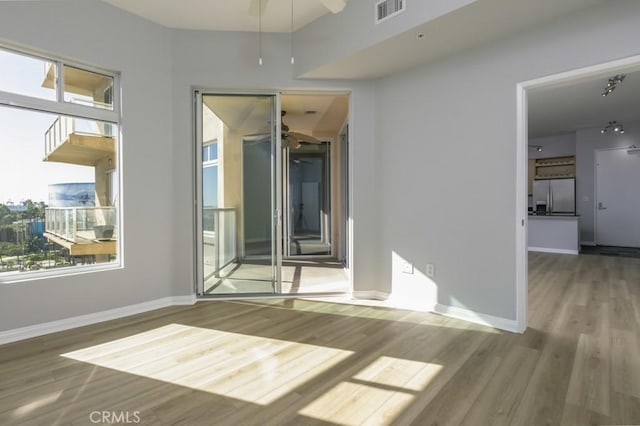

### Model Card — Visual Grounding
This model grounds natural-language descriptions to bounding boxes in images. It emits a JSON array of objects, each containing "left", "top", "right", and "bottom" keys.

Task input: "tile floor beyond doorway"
[{"left": 204, "top": 258, "right": 348, "bottom": 295}]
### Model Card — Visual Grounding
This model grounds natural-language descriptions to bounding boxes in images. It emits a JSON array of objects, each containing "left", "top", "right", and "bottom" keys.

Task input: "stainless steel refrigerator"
[{"left": 533, "top": 178, "right": 575, "bottom": 214}]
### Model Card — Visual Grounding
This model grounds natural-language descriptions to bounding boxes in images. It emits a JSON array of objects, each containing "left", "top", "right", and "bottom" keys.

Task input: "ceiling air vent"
[{"left": 375, "top": 0, "right": 406, "bottom": 24}]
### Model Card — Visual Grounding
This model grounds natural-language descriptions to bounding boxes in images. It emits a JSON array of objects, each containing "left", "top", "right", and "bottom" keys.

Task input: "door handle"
[{"left": 597, "top": 202, "right": 607, "bottom": 210}]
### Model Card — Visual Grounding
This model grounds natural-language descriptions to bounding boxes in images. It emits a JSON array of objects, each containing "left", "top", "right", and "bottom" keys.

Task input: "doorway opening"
[
  {"left": 195, "top": 91, "right": 351, "bottom": 297},
  {"left": 517, "top": 54, "right": 640, "bottom": 332},
  {"left": 285, "top": 142, "right": 331, "bottom": 256}
]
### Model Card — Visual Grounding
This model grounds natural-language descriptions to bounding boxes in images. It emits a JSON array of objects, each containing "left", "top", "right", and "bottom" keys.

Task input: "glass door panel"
[
  {"left": 287, "top": 142, "right": 331, "bottom": 256},
  {"left": 197, "top": 94, "right": 278, "bottom": 295}
]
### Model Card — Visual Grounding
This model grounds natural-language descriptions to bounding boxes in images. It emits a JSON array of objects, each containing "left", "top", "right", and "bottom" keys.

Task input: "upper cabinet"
[
  {"left": 534, "top": 155, "right": 575, "bottom": 180},
  {"left": 528, "top": 158, "right": 536, "bottom": 194}
]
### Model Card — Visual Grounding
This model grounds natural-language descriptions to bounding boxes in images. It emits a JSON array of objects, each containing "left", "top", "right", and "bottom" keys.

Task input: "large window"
[{"left": 0, "top": 45, "right": 120, "bottom": 281}]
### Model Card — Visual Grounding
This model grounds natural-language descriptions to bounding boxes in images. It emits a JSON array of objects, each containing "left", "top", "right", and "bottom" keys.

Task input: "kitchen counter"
[
  {"left": 528, "top": 215, "right": 579, "bottom": 255},
  {"left": 528, "top": 213, "right": 580, "bottom": 220}
]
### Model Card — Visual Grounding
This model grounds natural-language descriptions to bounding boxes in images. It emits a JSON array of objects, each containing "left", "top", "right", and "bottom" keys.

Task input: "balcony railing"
[
  {"left": 45, "top": 207, "right": 116, "bottom": 243},
  {"left": 44, "top": 116, "right": 111, "bottom": 157},
  {"left": 203, "top": 208, "right": 237, "bottom": 278}
]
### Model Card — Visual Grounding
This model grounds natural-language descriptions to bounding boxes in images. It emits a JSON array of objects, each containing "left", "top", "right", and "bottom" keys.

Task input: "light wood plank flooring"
[{"left": 1, "top": 252, "right": 639, "bottom": 425}]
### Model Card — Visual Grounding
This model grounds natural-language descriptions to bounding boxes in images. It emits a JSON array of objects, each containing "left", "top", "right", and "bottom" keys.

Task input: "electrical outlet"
[
  {"left": 402, "top": 260, "right": 414, "bottom": 274},
  {"left": 426, "top": 263, "right": 435, "bottom": 278}
]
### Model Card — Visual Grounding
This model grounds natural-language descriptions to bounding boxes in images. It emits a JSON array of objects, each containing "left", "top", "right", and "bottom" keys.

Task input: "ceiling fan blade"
[
  {"left": 248, "top": 0, "right": 269, "bottom": 17},
  {"left": 244, "top": 133, "right": 270, "bottom": 142},
  {"left": 320, "top": 0, "right": 347, "bottom": 14},
  {"left": 288, "top": 131, "right": 322, "bottom": 144},
  {"left": 286, "top": 135, "right": 301, "bottom": 150}
]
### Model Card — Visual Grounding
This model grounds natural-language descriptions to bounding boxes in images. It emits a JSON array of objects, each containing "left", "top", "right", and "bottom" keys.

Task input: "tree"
[
  {"left": 26, "top": 236, "right": 45, "bottom": 253},
  {"left": 24, "top": 200, "right": 45, "bottom": 220},
  {"left": 0, "top": 204, "right": 16, "bottom": 226}
]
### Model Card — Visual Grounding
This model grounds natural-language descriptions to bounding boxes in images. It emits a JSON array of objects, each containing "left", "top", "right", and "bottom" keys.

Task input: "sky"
[{"left": 0, "top": 49, "right": 95, "bottom": 204}]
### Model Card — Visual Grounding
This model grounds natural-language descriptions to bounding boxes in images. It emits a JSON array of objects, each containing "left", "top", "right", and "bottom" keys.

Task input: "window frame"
[
  {"left": 0, "top": 43, "right": 123, "bottom": 283},
  {"left": 202, "top": 140, "right": 218, "bottom": 235}
]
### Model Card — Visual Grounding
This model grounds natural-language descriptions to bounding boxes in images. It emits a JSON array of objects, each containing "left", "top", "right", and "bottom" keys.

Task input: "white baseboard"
[
  {"left": 0, "top": 292, "right": 520, "bottom": 344},
  {"left": 528, "top": 246, "right": 579, "bottom": 255},
  {"left": 581, "top": 241, "right": 596, "bottom": 246},
  {"left": 433, "top": 303, "right": 520, "bottom": 333},
  {"left": 0, "top": 294, "right": 197, "bottom": 345},
  {"left": 352, "top": 290, "right": 390, "bottom": 301},
  {"left": 352, "top": 292, "right": 518, "bottom": 333}
]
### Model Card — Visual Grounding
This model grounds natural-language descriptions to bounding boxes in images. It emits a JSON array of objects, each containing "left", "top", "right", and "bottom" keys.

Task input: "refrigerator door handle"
[{"left": 549, "top": 188, "right": 553, "bottom": 213}]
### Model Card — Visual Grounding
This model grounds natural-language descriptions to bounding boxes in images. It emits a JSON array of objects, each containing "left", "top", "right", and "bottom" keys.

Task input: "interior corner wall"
[
  {"left": 0, "top": 0, "right": 174, "bottom": 331},
  {"left": 374, "top": 0, "right": 640, "bottom": 320},
  {"left": 169, "top": 30, "right": 381, "bottom": 296},
  {"left": 576, "top": 120, "right": 640, "bottom": 244}
]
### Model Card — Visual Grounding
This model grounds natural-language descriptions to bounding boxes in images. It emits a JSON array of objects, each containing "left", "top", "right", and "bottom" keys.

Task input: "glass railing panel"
[
  {"left": 202, "top": 208, "right": 237, "bottom": 276},
  {"left": 45, "top": 207, "right": 116, "bottom": 243},
  {"left": 44, "top": 116, "right": 115, "bottom": 156}
]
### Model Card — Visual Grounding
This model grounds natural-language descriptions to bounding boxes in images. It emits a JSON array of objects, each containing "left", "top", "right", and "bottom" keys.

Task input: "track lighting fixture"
[
  {"left": 529, "top": 145, "right": 543, "bottom": 152},
  {"left": 601, "top": 74, "right": 626, "bottom": 96},
  {"left": 601, "top": 120, "right": 625, "bottom": 134}
]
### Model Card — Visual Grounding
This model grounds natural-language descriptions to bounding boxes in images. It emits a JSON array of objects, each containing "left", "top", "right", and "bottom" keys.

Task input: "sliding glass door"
[
  {"left": 195, "top": 91, "right": 351, "bottom": 297},
  {"left": 196, "top": 93, "right": 280, "bottom": 295}
]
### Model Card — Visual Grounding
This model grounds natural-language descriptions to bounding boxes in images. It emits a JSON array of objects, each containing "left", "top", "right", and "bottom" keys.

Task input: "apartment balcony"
[
  {"left": 44, "top": 116, "right": 114, "bottom": 166},
  {"left": 42, "top": 62, "right": 113, "bottom": 99},
  {"left": 44, "top": 207, "right": 116, "bottom": 256}
]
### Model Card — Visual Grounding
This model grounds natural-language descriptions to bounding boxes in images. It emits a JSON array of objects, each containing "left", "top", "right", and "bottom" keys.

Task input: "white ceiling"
[
  {"left": 101, "top": 0, "right": 331, "bottom": 32},
  {"left": 301, "top": 0, "right": 607, "bottom": 79},
  {"left": 528, "top": 68, "right": 640, "bottom": 138},
  {"left": 103, "top": 0, "right": 632, "bottom": 138},
  {"left": 102, "top": 0, "right": 608, "bottom": 81}
]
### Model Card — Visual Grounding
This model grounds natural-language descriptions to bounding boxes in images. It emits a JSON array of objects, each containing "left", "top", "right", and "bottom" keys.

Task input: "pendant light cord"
[
  {"left": 259, "top": 0, "right": 263, "bottom": 65},
  {"left": 291, "top": 0, "right": 295, "bottom": 64}
]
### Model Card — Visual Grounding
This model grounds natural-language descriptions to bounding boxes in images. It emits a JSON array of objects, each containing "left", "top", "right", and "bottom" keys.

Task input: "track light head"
[
  {"left": 602, "top": 86, "right": 615, "bottom": 96},
  {"left": 601, "top": 120, "right": 625, "bottom": 135},
  {"left": 601, "top": 74, "right": 626, "bottom": 96}
]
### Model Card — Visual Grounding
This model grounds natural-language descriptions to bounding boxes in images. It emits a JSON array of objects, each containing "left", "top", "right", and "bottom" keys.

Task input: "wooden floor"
[{"left": 1, "top": 252, "right": 639, "bottom": 425}]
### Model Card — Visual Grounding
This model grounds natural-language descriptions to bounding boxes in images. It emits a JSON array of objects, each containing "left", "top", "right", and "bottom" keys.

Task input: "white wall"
[
  {"left": 0, "top": 0, "right": 174, "bottom": 331},
  {"left": 576, "top": 120, "right": 640, "bottom": 244},
  {"left": 374, "top": 0, "right": 640, "bottom": 320},
  {"left": 3, "top": 0, "right": 639, "bottom": 333},
  {"left": 528, "top": 134, "right": 576, "bottom": 160}
]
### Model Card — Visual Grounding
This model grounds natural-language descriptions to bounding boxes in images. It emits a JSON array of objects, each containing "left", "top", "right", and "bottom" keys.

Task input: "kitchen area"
[{"left": 528, "top": 154, "right": 580, "bottom": 255}]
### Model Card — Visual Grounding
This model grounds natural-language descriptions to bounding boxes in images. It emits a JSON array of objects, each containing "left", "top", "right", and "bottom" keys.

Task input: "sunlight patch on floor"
[
  {"left": 299, "top": 356, "right": 443, "bottom": 425},
  {"left": 61, "top": 324, "right": 353, "bottom": 405}
]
